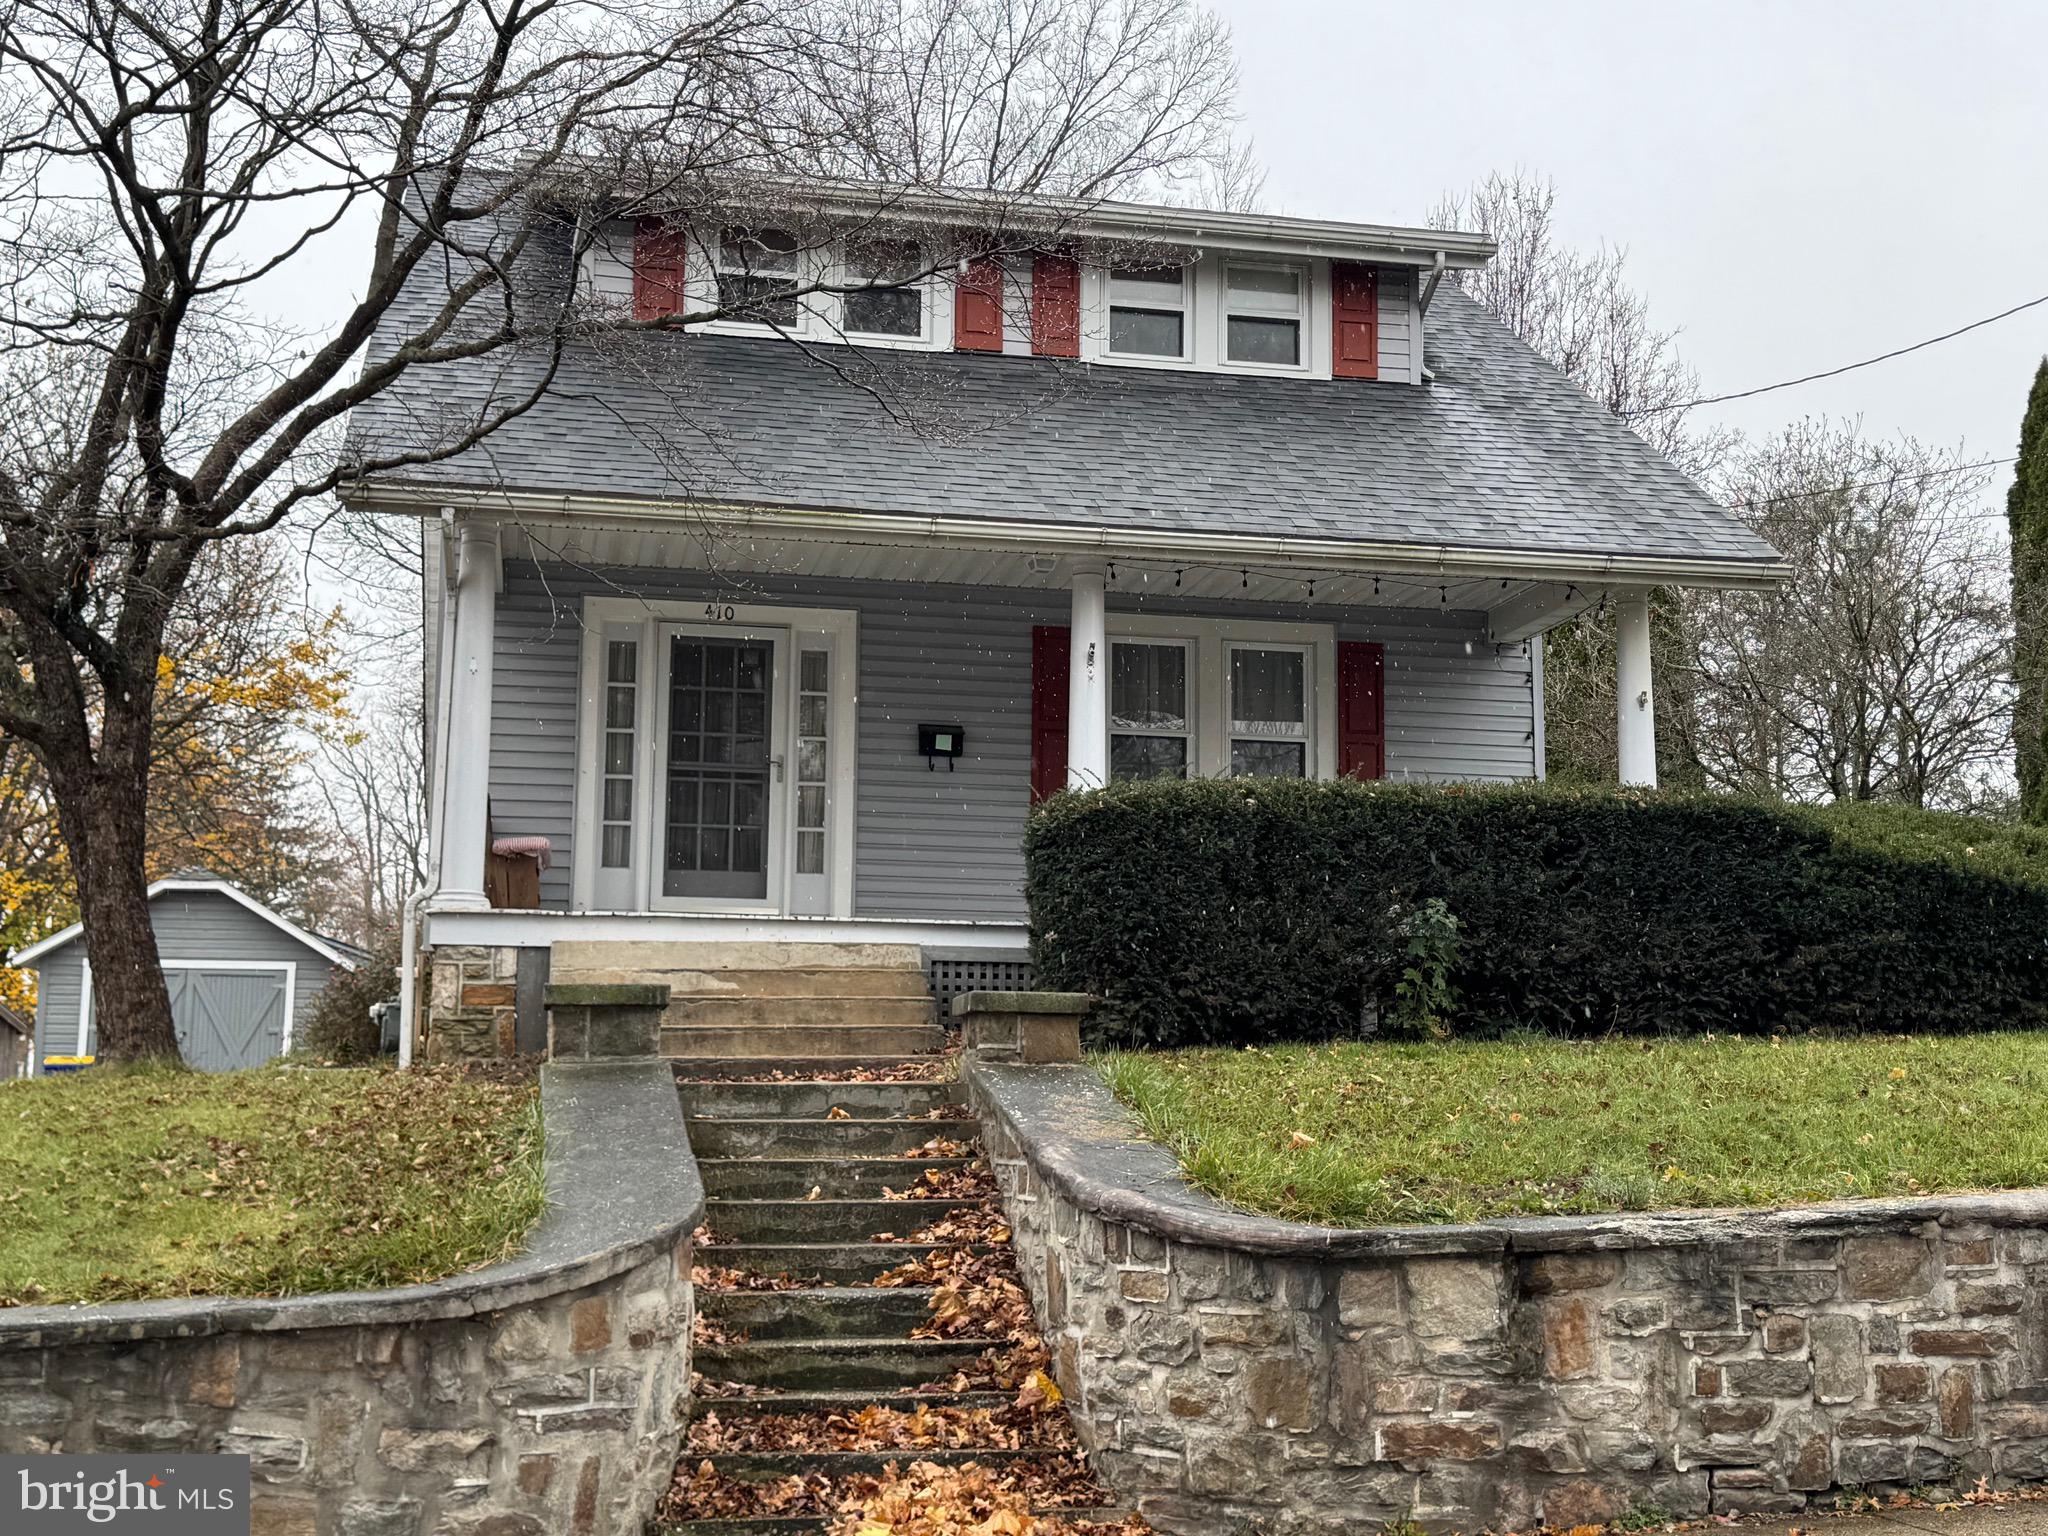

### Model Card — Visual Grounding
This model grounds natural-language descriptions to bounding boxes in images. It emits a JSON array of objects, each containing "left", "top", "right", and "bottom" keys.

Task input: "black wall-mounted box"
[{"left": 919, "top": 723, "right": 965, "bottom": 769}]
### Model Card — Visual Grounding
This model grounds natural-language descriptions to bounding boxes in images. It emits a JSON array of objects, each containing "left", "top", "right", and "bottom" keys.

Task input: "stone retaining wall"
[
  {"left": 969, "top": 1060, "right": 2048, "bottom": 1536},
  {"left": 0, "top": 1061, "right": 701, "bottom": 1536}
]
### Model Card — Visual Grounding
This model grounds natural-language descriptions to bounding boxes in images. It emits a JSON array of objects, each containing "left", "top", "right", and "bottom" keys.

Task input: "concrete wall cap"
[
  {"left": 0, "top": 1058, "right": 703, "bottom": 1350},
  {"left": 951, "top": 989, "right": 1093, "bottom": 1017},
  {"left": 544, "top": 982, "right": 671, "bottom": 1007}
]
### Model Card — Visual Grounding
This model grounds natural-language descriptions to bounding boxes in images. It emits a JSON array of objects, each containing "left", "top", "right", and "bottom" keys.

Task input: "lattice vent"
[{"left": 924, "top": 956, "right": 1037, "bottom": 1009}]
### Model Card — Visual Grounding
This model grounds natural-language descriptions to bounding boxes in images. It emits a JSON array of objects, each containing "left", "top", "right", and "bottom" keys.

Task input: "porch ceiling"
[{"left": 491, "top": 513, "right": 1663, "bottom": 633}]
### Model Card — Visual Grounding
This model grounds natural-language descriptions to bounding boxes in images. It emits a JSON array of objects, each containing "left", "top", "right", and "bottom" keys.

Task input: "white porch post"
[
  {"left": 1066, "top": 566, "right": 1109, "bottom": 789},
  {"left": 436, "top": 520, "right": 500, "bottom": 909},
  {"left": 1614, "top": 590, "right": 1657, "bottom": 788}
]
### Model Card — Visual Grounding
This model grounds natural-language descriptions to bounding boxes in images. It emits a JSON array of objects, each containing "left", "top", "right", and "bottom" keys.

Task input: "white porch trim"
[
  {"left": 1615, "top": 590, "right": 1657, "bottom": 787},
  {"left": 571, "top": 595, "right": 859, "bottom": 919},
  {"left": 425, "top": 908, "right": 1029, "bottom": 952}
]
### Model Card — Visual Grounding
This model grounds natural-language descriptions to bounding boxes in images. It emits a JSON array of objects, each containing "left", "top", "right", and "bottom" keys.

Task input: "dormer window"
[
  {"left": 715, "top": 228, "right": 800, "bottom": 327},
  {"left": 1224, "top": 262, "right": 1306, "bottom": 368},
  {"left": 842, "top": 239, "right": 924, "bottom": 339},
  {"left": 1107, "top": 266, "right": 1189, "bottom": 360}
]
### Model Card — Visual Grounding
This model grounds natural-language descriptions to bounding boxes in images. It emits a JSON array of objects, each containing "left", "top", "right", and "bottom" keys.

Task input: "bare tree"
[
  {"left": 1429, "top": 169, "right": 1731, "bottom": 783},
  {"left": 1676, "top": 422, "right": 2013, "bottom": 811},
  {"left": 304, "top": 655, "right": 430, "bottom": 946},
  {"left": 0, "top": 0, "right": 1245, "bottom": 1059}
]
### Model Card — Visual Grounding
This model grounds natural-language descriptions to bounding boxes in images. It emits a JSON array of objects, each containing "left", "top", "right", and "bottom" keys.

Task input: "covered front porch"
[{"left": 413, "top": 498, "right": 1735, "bottom": 959}]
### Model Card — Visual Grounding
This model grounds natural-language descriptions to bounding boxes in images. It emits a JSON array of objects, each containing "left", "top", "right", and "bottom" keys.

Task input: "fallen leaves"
[
  {"left": 883, "top": 1163, "right": 999, "bottom": 1202},
  {"left": 660, "top": 1455, "right": 1125, "bottom": 1527},
  {"left": 687, "top": 1400, "right": 1077, "bottom": 1455}
]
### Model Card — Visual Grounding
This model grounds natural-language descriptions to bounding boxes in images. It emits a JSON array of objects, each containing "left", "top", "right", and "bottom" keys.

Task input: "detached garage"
[{"left": 15, "top": 870, "right": 361, "bottom": 1073}]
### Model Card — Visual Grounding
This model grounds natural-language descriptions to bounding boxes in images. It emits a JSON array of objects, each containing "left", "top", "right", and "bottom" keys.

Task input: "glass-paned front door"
[{"left": 664, "top": 635, "right": 774, "bottom": 900}]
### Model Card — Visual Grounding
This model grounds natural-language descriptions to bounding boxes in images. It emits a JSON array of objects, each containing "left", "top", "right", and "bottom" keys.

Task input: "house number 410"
[{"left": 702, "top": 604, "right": 737, "bottom": 621}]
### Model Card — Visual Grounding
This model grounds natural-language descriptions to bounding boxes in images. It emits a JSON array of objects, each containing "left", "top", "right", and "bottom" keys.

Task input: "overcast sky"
[{"left": 1212, "top": 0, "right": 2048, "bottom": 491}]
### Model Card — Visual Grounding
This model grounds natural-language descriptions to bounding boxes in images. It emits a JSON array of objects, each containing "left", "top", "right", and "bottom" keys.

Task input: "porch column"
[
  {"left": 1066, "top": 566, "right": 1109, "bottom": 789},
  {"left": 437, "top": 520, "right": 500, "bottom": 910},
  {"left": 1614, "top": 590, "right": 1657, "bottom": 788}
]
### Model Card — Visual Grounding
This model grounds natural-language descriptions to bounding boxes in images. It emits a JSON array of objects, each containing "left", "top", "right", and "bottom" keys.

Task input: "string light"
[
  {"left": 1174, "top": 569, "right": 1183, "bottom": 587},
  {"left": 1241, "top": 569, "right": 1249, "bottom": 589}
]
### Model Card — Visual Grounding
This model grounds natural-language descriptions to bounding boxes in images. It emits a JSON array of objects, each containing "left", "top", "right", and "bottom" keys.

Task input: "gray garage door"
[{"left": 167, "top": 967, "right": 289, "bottom": 1071}]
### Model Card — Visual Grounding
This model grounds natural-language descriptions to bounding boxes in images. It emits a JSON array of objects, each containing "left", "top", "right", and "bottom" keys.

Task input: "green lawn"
[
  {"left": 0, "top": 1062, "right": 545, "bottom": 1306},
  {"left": 1097, "top": 1033, "right": 2048, "bottom": 1227}
]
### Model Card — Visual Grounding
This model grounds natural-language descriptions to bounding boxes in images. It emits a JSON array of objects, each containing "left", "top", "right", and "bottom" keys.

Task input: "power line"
[
  {"left": 1631, "top": 290, "right": 2048, "bottom": 416},
  {"left": 1726, "top": 453, "right": 2017, "bottom": 512}
]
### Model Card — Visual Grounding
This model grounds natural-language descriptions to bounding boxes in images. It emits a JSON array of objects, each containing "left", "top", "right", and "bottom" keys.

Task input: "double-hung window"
[
  {"left": 1224, "top": 262, "right": 1307, "bottom": 368},
  {"left": 1109, "top": 640, "right": 1192, "bottom": 780},
  {"left": 714, "top": 228, "right": 801, "bottom": 327},
  {"left": 842, "top": 238, "right": 925, "bottom": 339},
  {"left": 1107, "top": 266, "right": 1190, "bottom": 360},
  {"left": 1228, "top": 645, "right": 1309, "bottom": 777}
]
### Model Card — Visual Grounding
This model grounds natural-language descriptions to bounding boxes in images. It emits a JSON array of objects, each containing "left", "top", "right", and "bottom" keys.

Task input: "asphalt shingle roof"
[{"left": 346, "top": 278, "right": 1778, "bottom": 568}]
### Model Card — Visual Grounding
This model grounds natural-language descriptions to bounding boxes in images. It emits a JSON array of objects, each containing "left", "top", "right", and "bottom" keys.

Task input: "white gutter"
[
  {"left": 558, "top": 171, "right": 1500, "bottom": 271},
  {"left": 396, "top": 510, "right": 462, "bottom": 1069},
  {"left": 349, "top": 486, "right": 1792, "bottom": 591}
]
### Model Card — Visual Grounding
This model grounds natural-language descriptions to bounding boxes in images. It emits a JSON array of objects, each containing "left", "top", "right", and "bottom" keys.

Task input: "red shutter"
[
  {"left": 632, "top": 218, "right": 688, "bottom": 322},
  {"left": 1331, "top": 261, "right": 1379, "bottom": 380},
  {"left": 954, "top": 256, "right": 1004, "bottom": 352},
  {"left": 1030, "top": 253, "right": 1080, "bottom": 358},
  {"left": 1337, "top": 641, "right": 1385, "bottom": 779},
  {"left": 1031, "top": 625, "right": 1071, "bottom": 801}
]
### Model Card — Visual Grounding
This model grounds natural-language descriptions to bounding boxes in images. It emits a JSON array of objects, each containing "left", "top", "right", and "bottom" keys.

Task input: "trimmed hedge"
[{"left": 1023, "top": 779, "right": 2048, "bottom": 1046}]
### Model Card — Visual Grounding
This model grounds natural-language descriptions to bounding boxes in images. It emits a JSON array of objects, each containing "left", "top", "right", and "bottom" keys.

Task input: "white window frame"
[
  {"left": 1104, "top": 614, "right": 1337, "bottom": 779},
  {"left": 701, "top": 225, "right": 806, "bottom": 334},
  {"left": 1225, "top": 640, "right": 1314, "bottom": 777},
  {"left": 1080, "top": 253, "right": 1335, "bottom": 379},
  {"left": 572, "top": 595, "right": 858, "bottom": 919},
  {"left": 830, "top": 238, "right": 950, "bottom": 351},
  {"left": 1219, "top": 259, "right": 1312, "bottom": 375},
  {"left": 1100, "top": 263, "right": 1194, "bottom": 365},
  {"left": 1107, "top": 637, "right": 1197, "bottom": 781}
]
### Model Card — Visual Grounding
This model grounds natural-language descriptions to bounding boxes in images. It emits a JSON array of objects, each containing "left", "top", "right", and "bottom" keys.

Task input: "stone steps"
[
  {"left": 656, "top": 1510, "right": 1128, "bottom": 1536},
  {"left": 678, "top": 1446, "right": 1043, "bottom": 1481},
  {"left": 672, "top": 1057, "right": 947, "bottom": 1082},
  {"left": 694, "top": 1336, "right": 994, "bottom": 1391},
  {"left": 698, "top": 1286, "right": 939, "bottom": 1340},
  {"left": 704, "top": 1196, "right": 985, "bottom": 1245},
  {"left": 697, "top": 1241, "right": 994, "bottom": 1288},
  {"left": 686, "top": 1388, "right": 1013, "bottom": 1420},
  {"left": 685, "top": 1115, "right": 979, "bottom": 1158},
  {"left": 697, "top": 1155, "right": 976, "bottom": 1199},
  {"left": 665, "top": 996, "right": 939, "bottom": 1031},
  {"left": 658, "top": 980, "right": 1121, "bottom": 1534},
  {"left": 678, "top": 1079, "right": 962, "bottom": 1120},
  {"left": 650, "top": 967, "right": 936, "bottom": 999},
  {"left": 662, "top": 1022, "right": 950, "bottom": 1061}
]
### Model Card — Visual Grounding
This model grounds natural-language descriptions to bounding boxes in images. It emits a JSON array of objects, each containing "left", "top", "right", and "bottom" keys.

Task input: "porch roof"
[{"left": 345, "top": 286, "right": 1781, "bottom": 576}]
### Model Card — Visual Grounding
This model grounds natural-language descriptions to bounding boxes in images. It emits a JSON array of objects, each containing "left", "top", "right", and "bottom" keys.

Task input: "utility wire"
[
  {"left": 1631, "top": 291, "right": 2048, "bottom": 415},
  {"left": 1726, "top": 453, "right": 2016, "bottom": 512}
]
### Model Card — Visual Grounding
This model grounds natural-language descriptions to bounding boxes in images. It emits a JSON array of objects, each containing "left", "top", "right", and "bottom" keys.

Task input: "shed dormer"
[{"left": 584, "top": 189, "right": 1494, "bottom": 387}]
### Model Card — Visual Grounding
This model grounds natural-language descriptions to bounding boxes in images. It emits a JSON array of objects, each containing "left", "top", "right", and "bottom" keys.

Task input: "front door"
[{"left": 659, "top": 629, "right": 786, "bottom": 906}]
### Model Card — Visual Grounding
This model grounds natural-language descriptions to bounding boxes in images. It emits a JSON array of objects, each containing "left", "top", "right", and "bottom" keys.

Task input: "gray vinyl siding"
[
  {"left": 1376, "top": 264, "right": 1416, "bottom": 384},
  {"left": 24, "top": 890, "right": 339, "bottom": 1064},
  {"left": 489, "top": 561, "right": 1538, "bottom": 921}
]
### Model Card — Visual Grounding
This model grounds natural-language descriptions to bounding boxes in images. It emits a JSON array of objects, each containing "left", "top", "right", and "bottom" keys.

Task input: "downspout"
[
  {"left": 1417, "top": 249, "right": 1447, "bottom": 315},
  {"left": 397, "top": 509, "right": 462, "bottom": 1068}
]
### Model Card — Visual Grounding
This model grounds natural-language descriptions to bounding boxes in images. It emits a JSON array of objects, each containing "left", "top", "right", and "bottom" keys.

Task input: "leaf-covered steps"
[{"left": 662, "top": 1055, "right": 1139, "bottom": 1534}]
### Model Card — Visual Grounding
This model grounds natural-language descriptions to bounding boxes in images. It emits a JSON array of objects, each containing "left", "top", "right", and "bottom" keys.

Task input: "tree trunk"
[{"left": 41, "top": 715, "right": 183, "bottom": 1066}]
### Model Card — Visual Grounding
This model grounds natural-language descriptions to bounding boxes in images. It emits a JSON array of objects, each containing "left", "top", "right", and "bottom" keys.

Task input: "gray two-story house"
[{"left": 343, "top": 186, "right": 1783, "bottom": 1056}]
